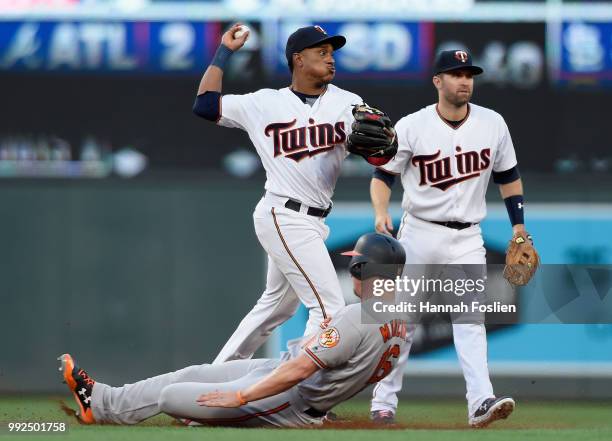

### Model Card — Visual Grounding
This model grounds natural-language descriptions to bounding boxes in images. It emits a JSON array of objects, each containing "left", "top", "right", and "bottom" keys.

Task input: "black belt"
[
  {"left": 285, "top": 199, "right": 331, "bottom": 218},
  {"left": 431, "top": 220, "right": 476, "bottom": 230},
  {"left": 304, "top": 407, "right": 327, "bottom": 418}
]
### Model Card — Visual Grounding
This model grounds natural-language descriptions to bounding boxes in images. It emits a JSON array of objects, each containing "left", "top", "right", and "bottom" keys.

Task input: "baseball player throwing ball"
[
  {"left": 369, "top": 50, "right": 539, "bottom": 427},
  {"left": 191, "top": 24, "right": 395, "bottom": 364},
  {"left": 58, "top": 234, "right": 408, "bottom": 428}
]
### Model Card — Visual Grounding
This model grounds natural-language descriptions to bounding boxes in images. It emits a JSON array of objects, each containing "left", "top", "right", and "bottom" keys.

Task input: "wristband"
[
  {"left": 504, "top": 195, "right": 524, "bottom": 226},
  {"left": 236, "top": 390, "right": 248, "bottom": 406},
  {"left": 211, "top": 44, "right": 234, "bottom": 69}
]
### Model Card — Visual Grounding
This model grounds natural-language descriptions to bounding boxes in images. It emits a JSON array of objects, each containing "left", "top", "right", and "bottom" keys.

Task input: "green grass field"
[{"left": 1, "top": 397, "right": 611, "bottom": 441}]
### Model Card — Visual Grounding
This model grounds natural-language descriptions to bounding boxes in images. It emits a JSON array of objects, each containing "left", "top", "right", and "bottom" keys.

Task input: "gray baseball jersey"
[{"left": 297, "top": 303, "right": 408, "bottom": 410}]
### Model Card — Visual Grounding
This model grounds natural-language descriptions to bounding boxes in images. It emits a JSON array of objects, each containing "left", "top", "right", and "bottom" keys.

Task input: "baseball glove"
[
  {"left": 503, "top": 231, "right": 540, "bottom": 286},
  {"left": 347, "top": 104, "right": 397, "bottom": 166}
]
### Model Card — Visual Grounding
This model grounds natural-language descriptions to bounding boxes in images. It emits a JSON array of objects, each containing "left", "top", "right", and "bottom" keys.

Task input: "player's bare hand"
[
  {"left": 375, "top": 213, "right": 394, "bottom": 236},
  {"left": 221, "top": 23, "right": 250, "bottom": 52},
  {"left": 512, "top": 223, "right": 526, "bottom": 236},
  {"left": 196, "top": 390, "right": 241, "bottom": 408}
]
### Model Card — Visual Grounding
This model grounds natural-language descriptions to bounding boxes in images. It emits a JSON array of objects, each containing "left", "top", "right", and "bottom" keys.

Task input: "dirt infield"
[{"left": 54, "top": 399, "right": 581, "bottom": 431}]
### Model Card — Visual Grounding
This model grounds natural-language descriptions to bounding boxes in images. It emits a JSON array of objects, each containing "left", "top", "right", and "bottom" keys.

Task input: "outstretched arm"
[
  {"left": 197, "top": 23, "right": 249, "bottom": 94},
  {"left": 193, "top": 23, "right": 249, "bottom": 121},
  {"left": 196, "top": 354, "right": 319, "bottom": 408}
]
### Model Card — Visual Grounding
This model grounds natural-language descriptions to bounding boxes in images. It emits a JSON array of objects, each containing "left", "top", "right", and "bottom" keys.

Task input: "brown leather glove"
[{"left": 503, "top": 231, "right": 540, "bottom": 286}]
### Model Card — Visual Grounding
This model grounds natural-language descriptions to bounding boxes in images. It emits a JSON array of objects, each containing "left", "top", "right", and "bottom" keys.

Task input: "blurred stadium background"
[{"left": 1, "top": 0, "right": 611, "bottom": 405}]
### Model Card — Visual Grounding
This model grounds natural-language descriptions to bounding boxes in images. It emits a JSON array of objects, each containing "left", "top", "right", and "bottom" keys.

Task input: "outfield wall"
[{"left": 0, "top": 178, "right": 610, "bottom": 398}]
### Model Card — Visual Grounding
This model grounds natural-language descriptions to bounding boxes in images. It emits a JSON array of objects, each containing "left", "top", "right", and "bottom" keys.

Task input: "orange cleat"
[{"left": 57, "top": 354, "right": 96, "bottom": 424}]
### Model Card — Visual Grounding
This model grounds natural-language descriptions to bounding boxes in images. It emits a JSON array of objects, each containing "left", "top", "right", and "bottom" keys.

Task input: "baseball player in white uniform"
[
  {"left": 192, "top": 24, "right": 366, "bottom": 363},
  {"left": 369, "top": 50, "right": 523, "bottom": 427},
  {"left": 57, "top": 234, "right": 408, "bottom": 428}
]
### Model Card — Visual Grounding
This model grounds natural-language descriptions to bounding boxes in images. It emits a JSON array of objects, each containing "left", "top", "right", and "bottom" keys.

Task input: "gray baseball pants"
[{"left": 90, "top": 358, "right": 322, "bottom": 427}]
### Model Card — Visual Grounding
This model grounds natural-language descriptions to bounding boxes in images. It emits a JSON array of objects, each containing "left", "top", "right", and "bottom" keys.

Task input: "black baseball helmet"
[{"left": 342, "top": 233, "right": 406, "bottom": 280}]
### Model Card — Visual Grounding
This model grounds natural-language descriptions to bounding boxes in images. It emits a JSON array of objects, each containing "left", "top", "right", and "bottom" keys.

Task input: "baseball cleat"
[
  {"left": 469, "top": 396, "right": 515, "bottom": 428},
  {"left": 370, "top": 409, "right": 396, "bottom": 424},
  {"left": 57, "top": 354, "right": 96, "bottom": 424}
]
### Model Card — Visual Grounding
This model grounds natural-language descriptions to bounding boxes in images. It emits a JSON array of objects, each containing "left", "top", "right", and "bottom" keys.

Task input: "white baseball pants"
[
  {"left": 213, "top": 193, "right": 345, "bottom": 364},
  {"left": 371, "top": 213, "right": 494, "bottom": 417}
]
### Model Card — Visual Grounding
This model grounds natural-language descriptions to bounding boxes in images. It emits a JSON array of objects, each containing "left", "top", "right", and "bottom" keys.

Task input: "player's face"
[
  {"left": 436, "top": 69, "right": 474, "bottom": 107},
  {"left": 295, "top": 43, "right": 336, "bottom": 86},
  {"left": 352, "top": 276, "right": 362, "bottom": 298}
]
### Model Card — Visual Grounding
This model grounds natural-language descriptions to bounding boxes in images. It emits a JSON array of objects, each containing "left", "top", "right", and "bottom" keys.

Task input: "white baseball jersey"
[
  {"left": 218, "top": 84, "right": 363, "bottom": 209},
  {"left": 380, "top": 103, "right": 517, "bottom": 223}
]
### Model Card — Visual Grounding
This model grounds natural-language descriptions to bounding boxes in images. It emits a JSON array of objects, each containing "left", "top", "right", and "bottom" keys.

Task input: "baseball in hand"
[{"left": 234, "top": 25, "right": 250, "bottom": 40}]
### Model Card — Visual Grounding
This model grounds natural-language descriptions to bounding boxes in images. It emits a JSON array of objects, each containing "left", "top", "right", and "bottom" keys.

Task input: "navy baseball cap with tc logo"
[
  {"left": 433, "top": 50, "right": 484, "bottom": 75},
  {"left": 285, "top": 25, "right": 346, "bottom": 68}
]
